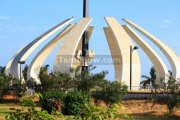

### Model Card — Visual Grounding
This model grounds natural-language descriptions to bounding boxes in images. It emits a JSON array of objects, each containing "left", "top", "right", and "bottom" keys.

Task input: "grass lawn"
[
  {"left": 0, "top": 102, "right": 41, "bottom": 120},
  {"left": 0, "top": 103, "right": 21, "bottom": 120},
  {"left": 0, "top": 100, "right": 180, "bottom": 120}
]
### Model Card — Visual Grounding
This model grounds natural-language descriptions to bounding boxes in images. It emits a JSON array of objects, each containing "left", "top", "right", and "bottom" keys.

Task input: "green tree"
[
  {"left": 141, "top": 67, "right": 157, "bottom": 89},
  {"left": 73, "top": 67, "right": 108, "bottom": 92},
  {"left": 40, "top": 64, "right": 50, "bottom": 76},
  {"left": 0, "top": 66, "right": 6, "bottom": 75},
  {"left": 95, "top": 81, "right": 128, "bottom": 105},
  {"left": 150, "top": 71, "right": 180, "bottom": 114},
  {"left": 37, "top": 65, "right": 53, "bottom": 92},
  {"left": 0, "top": 74, "right": 25, "bottom": 101},
  {"left": 165, "top": 71, "right": 180, "bottom": 113},
  {"left": 36, "top": 65, "right": 109, "bottom": 93},
  {"left": 50, "top": 72, "right": 74, "bottom": 92},
  {"left": 22, "top": 65, "right": 28, "bottom": 80}
]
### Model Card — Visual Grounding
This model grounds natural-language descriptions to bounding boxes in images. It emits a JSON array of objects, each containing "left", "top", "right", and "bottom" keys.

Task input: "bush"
[
  {"left": 41, "top": 90, "right": 65, "bottom": 114},
  {"left": 150, "top": 75, "right": 180, "bottom": 114},
  {"left": 0, "top": 74, "right": 26, "bottom": 101},
  {"left": 62, "top": 91, "right": 91, "bottom": 115},
  {"left": 72, "top": 103, "right": 132, "bottom": 120},
  {"left": 167, "top": 94, "right": 179, "bottom": 113},
  {"left": 42, "top": 90, "right": 65, "bottom": 100},
  {"left": 94, "top": 81, "right": 128, "bottom": 104},
  {"left": 6, "top": 108, "right": 55, "bottom": 120},
  {"left": 6, "top": 97, "right": 54, "bottom": 120},
  {"left": 41, "top": 90, "right": 91, "bottom": 115}
]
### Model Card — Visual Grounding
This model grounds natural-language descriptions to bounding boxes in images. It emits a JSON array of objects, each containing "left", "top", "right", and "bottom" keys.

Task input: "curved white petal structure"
[
  {"left": 5, "top": 47, "right": 24, "bottom": 76},
  {"left": 104, "top": 27, "right": 121, "bottom": 81},
  {"left": 71, "top": 26, "right": 94, "bottom": 68},
  {"left": 27, "top": 24, "right": 75, "bottom": 83},
  {"left": 28, "top": 25, "right": 94, "bottom": 84},
  {"left": 53, "top": 18, "right": 92, "bottom": 73},
  {"left": 123, "top": 19, "right": 180, "bottom": 79},
  {"left": 123, "top": 25, "right": 168, "bottom": 83},
  {"left": 104, "top": 17, "right": 141, "bottom": 90},
  {"left": 6, "top": 18, "right": 74, "bottom": 80}
]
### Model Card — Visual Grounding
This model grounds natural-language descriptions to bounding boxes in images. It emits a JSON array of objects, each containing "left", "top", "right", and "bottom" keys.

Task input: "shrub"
[
  {"left": 165, "top": 76, "right": 180, "bottom": 113},
  {"left": 6, "top": 97, "right": 54, "bottom": 120},
  {"left": 0, "top": 74, "right": 26, "bottom": 101},
  {"left": 62, "top": 91, "right": 91, "bottom": 115},
  {"left": 42, "top": 90, "right": 65, "bottom": 100},
  {"left": 73, "top": 103, "right": 132, "bottom": 120},
  {"left": 150, "top": 74, "right": 180, "bottom": 114},
  {"left": 41, "top": 90, "right": 65, "bottom": 114},
  {"left": 94, "top": 81, "right": 128, "bottom": 104},
  {"left": 6, "top": 109, "right": 55, "bottom": 120}
]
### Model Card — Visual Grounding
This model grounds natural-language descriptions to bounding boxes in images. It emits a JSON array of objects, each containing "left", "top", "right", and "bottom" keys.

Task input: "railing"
[{"left": 128, "top": 86, "right": 153, "bottom": 91}]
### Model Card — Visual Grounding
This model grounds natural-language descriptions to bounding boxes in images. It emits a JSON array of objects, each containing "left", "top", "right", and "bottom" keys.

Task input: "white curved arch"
[
  {"left": 104, "top": 17, "right": 141, "bottom": 90},
  {"left": 53, "top": 18, "right": 92, "bottom": 73},
  {"left": 70, "top": 26, "right": 94, "bottom": 69},
  {"left": 5, "top": 47, "right": 24, "bottom": 76},
  {"left": 27, "top": 24, "right": 75, "bottom": 83},
  {"left": 104, "top": 27, "right": 121, "bottom": 82},
  {"left": 123, "top": 19, "right": 180, "bottom": 79},
  {"left": 123, "top": 25, "right": 168, "bottom": 83},
  {"left": 6, "top": 17, "right": 74, "bottom": 80},
  {"left": 28, "top": 25, "right": 94, "bottom": 84}
]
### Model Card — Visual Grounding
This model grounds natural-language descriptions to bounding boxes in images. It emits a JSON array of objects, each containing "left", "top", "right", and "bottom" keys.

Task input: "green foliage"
[
  {"left": 72, "top": 103, "right": 132, "bottom": 120},
  {"left": 167, "top": 75, "right": 179, "bottom": 91},
  {"left": 39, "top": 74, "right": 53, "bottom": 92},
  {"left": 6, "top": 108, "right": 55, "bottom": 120},
  {"left": 42, "top": 90, "right": 65, "bottom": 101},
  {"left": 73, "top": 66, "right": 108, "bottom": 92},
  {"left": 34, "top": 64, "right": 54, "bottom": 92},
  {"left": 165, "top": 75, "right": 180, "bottom": 114},
  {"left": 2, "top": 63, "right": 131, "bottom": 119},
  {"left": 63, "top": 91, "right": 91, "bottom": 115},
  {"left": 35, "top": 65, "right": 108, "bottom": 93},
  {"left": 6, "top": 97, "right": 55, "bottom": 120},
  {"left": 41, "top": 90, "right": 65, "bottom": 113},
  {"left": 49, "top": 72, "right": 75, "bottom": 92},
  {"left": 150, "top": 72, "right": 180, "bottom": 114},
  {"left": 166, "top": 94, "right": 178, "bottom": 114},
  {"left": 21, "top": 65, "right": 130, "bottom": 118},
  {"left": 94, "top": 81, "right": 128, "bottom": 104},
  {"left": 0, "top": 66, "right": 6, "bottom": 75},
  {"left": 26, "top": 78, "right": 36, "bottom": 90},
  {"left": 20, "top": 97, "right": 36, "bottom": 108},
  {"left": 141, "top": 67, "right": 157, "bottom": 89},
  {"left": 0, "top": 73, "right": 26, "bottom": 101},
  {"left": 22, "top": 65, "right": 28, "bottom": 81}
]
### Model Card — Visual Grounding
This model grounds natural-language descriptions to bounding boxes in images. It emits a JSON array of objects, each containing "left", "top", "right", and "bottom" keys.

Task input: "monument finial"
[{"left": 83, "top": 0, "right": 89, "bottom": 17}]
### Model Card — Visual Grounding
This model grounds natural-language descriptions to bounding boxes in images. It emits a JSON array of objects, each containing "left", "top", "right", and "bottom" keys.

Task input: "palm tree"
[
  {"left": 40, "top": 64, "right": 49, "bottom": 76},
  {"left": 0, "top": 66, "right": 6, "bottom": 75},
  {"left": 141, "top": 67, "right": 156, "bottom": 89}
]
